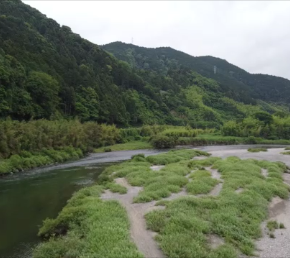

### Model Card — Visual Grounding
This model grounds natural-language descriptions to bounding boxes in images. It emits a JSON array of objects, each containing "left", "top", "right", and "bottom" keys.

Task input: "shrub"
[
  {"left": 248, "top": 148, "right": 267, "bottom": 153},
  {"left": 151, "top": 135, "right": 177, "bottom": 149}
]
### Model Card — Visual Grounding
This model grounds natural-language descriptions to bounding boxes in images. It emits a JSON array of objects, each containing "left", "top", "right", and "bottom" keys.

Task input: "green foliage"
[
  {"left": 248, "top": 148, "right": 267, "bottom": 153},
  {"left": 33, "top": 185, "right": 143, "bottom": 258},
  {"left": 222, "top": 115, "right": 290, "bottom": 140},
  {"left": 267, "top": 220, "right": 279, "bottom": 231},
  {"left": 281, "top": 151, "right": 290, "bottom": 155},
  {"left": 0, "top": 119, "right": 122, "bottom": 173},
  {"left": 186, "top": 170, "right": 219, "bottom": 195},
  {"left": 105, "top": 182, "right": 127, "bottom": 194},
  {"left": 145, "top": 157, "right": 289, "bottom": 258},
  {"left": 94, "top": 141, "right": 152, "bottom": 153},
  {"left": 279, "top": 223, "right": 285, "bottom": 229},
  {"left": 103, "top": 41, "right": 290, "bottom": 105},
  {"left": 146, "top": 149, "right": 209, "bottom": 165},
  {"left": 151, "top": 135, "right": 177, "bottom": 149},
  {"left": 1, "top": 1, "right": 290, "bottom": 127}
]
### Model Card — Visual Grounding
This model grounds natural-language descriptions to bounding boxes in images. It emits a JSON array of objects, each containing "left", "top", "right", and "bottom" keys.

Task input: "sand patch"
[
  {"left": 235, "top": 188, "right": 244, "bottom": 194},
  {"left": 208, "top": 234, "right": 224, "bottom": 249},
  {"left": 150, "top": 165, "right": 165, "bottom": 171},
  {"left": 261, "top": 168, "right": 268, "bottom": 178}
]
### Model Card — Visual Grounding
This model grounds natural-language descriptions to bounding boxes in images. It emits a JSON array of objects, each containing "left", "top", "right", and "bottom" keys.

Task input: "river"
[{"left": 0, "top": 146, "right": 288, "bottom": 257}]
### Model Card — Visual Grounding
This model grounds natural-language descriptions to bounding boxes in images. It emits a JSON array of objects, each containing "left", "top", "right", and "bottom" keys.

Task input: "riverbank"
[
  {"left": 32, "top": 148, "right": 290, "bottom": 258},
  {"left": 94, "top": 134, "right": 290, "bottom": 154},
  {"left": 0, "top": 147, "right": 85, "bottom": 175},
  {"left": 1, "top": 134, "right": 290, "bottom": 176}
]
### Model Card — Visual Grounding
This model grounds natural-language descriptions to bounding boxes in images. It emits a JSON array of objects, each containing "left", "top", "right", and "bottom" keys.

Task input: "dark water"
[{"left": 0, "top": 149, "right": 162, "bottom": 258}]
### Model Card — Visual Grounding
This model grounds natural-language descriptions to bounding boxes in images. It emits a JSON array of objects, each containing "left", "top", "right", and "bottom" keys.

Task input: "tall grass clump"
[
  {"left": 33, "top": 185, "right": 143, "bottom": 258},
  {"left": 186, "top": 170, "right": 219, "bottom": 194},
  {"left": 248, "top": 148, "right": 267, "bottom": 153}
]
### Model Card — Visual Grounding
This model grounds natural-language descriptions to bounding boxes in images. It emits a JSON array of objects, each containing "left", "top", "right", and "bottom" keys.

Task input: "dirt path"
[
  {"left": 101, "top": 179, "right": 165, "bottom": 258},
  {"left": 208, "top": 167, "right": 223, "bottom": 196},
  {"left": 253, "top": 197, "right": 290, "bottom": 258}
]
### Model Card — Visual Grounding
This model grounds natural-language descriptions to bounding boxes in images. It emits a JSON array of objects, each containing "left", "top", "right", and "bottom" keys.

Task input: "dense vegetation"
[
  {"left": 33, "top": 185, "right": 142, "bottom": 258},
  {"left": 0, "top": 119, "right": 121, "bottom": 174},
  {"left": 103, "top": 41, "right": 290, "bottom": 105},
  {"left": 1, "top": 0, "right": 290, "bottom": 128},
  {"left": 34, "top": 150, "right": 290, "bottom": 258},
  {"left": 222, "top": 112, "right": 290, "bottom": 140}
]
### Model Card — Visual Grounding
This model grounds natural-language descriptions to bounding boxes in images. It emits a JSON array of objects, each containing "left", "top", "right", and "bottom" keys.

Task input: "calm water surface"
[{"left": 0, "top": 149, "right": 162, "bottom": 258}]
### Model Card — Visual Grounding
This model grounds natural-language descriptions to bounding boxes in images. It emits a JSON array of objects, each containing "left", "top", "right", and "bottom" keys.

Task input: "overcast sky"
[{"left": 23, "top": 1, "right": 290, "bottom": 80}]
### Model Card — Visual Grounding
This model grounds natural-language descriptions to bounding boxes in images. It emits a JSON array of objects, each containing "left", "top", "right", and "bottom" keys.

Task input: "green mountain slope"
[
  {"left": 103, "top": 42, "right": 290, "bottom": 104},
  {"left": 0, "top": 0, "right": 288, "bottom": 128},
  {"left": 0, "top": 0, "right": 168, "bottom": 125}
]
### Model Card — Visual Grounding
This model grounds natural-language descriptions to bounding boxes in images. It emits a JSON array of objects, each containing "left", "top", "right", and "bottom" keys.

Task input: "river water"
[
  {"left": 0, "top": 146, "right": 288, "bottom": 257},
  {"left": 0, "top": 150, "right": 163, "bottom": 258}
]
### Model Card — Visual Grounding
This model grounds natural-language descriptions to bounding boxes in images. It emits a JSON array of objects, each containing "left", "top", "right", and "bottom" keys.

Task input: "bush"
[
  {"left": 248, "top": 148, "right": 267, "bottom": 153},
  {"left": 104, "top": 147, "right": 112, "bottom": 152},
  {"left": 151, "top": 135, "right": 177, "bottom": 149}
]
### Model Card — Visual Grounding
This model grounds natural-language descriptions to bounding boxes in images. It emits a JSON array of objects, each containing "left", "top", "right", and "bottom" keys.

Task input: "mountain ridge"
[
  {"left": 0, "top": 0, "right": 288, "bottom": 128},
  {"left": 103, "top": 41, "right": 290, "bottom": 104}
]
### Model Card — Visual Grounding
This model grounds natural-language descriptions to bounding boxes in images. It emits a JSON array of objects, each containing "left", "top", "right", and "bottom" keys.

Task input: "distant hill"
[
  {"left": 103, "top": 42, "right": 290, "bottom": 104},
  {"left": 0, "top": 0, "right": 288, "bottom": 127}
]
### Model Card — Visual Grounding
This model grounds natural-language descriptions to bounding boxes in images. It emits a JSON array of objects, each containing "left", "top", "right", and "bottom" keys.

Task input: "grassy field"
[
  {"left": 144, "top": 155, "right": 289, "bottom": 258},
  {"left": 33, "top": 149, "right": 290, "bottom": 258}
]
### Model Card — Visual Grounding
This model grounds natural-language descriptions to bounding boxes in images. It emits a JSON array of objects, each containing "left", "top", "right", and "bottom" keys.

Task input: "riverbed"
[{"left": 0, "top": 145, "right": 288, "bottom": 257}]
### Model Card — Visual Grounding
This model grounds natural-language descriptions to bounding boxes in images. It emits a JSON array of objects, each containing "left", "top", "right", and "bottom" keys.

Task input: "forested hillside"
[
  {"left": 103, "top": 42, "right": 290, "bottom": 104},
  {"left": 0, "top": 0, "right": 289, "bottom": 128}
]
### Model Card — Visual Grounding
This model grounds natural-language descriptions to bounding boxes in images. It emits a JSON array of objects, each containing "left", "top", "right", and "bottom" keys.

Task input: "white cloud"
[{"left": 23, "top": 1, "right": 290, "bottom": 79}]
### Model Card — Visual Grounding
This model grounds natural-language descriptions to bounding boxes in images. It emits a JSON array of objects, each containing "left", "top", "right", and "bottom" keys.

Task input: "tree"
[
  {"left": 253, "top": 112, "right": 273, "bottom": 125},
  {"left": 25, "top": 71, "right": 60, "bottom": 118}
]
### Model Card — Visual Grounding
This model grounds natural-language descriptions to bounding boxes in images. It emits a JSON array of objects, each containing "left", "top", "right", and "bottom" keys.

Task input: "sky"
[{"left": 23, "top": 1, "right": 290, "bottom": 80}]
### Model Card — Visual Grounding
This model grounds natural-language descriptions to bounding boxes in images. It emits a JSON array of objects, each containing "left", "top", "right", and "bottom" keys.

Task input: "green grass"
[
  {"left": 281, "top": 151, "right": 290, "bottom": 155},
  {"left": 0, "top": 147, "right": 84, "bottom": 174},
  {"left": 33, "top": 185, "right": 143, "bottom": 258},
  {"left": 267, "top": 220, "right": 279, "bottom": 231},
  {"left": 94, "top": 141, "right": 152, "bottom": 153},
  {"left": 248, "top": 147, "right": 267, "bottom": 153},
  {"left": 105, "top": 182, "right": 127, "bottom": 194},
  {"left": 146, "top": 149, "right": 210, "bottom": 165},
  {"left": 285, "top": 147, "right": 290, "bottom": 150},
  {"left": 99, "top": 149, "right": 210, "bottom": 203},
  {"left": 33, "top": 150, "right": 290, "bottom": 258},
  {"left": 186, "top": 170, "right": 219, "bottom": 195},
  {"left": 145, "top": 157, "right": 289, "bottom": 258},
  {"left": 279, "top": 223, "right": 285, "bottom": 229}
]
